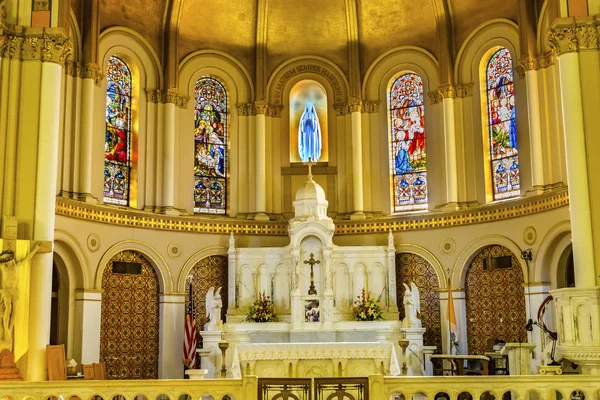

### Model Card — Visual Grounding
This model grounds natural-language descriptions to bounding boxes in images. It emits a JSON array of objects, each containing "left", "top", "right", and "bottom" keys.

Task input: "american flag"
[{"left": 183, "top": 284, "right": 197, "bottom": 369}]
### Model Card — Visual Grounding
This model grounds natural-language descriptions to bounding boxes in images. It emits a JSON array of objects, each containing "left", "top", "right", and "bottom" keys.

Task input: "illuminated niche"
[{"left": 289, "top": 80, "right": 329, "bottom": 163}]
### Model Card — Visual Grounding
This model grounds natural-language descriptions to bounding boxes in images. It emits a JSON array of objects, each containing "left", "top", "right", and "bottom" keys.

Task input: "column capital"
[
  {"left": 65, "top": 62, "right": 104, "bottom": 86},
  {"left": 267, "top": 104, "right": 283, "bottom": 117},
  {"left": 0, "top": 27, "right": 72, "bottom": 65},
  {"left": 428, "top": 84, "right": 458, "bottom": 104},
  {"left": 145, "top": 89, "right": 189, "bottom": 108},
  {"left": 548, "top": 18, "right": 600, "bottom": 56},
  {"left": 333, "top": 100, "right": 363, "bottom": 115},
  {"left": 363, "top": 100, "right": 380, "bottom": 113},
  {"left": 253, "top": 101, "right": 269, "bottom": 115},
  {"left": 236, "top": 103, "right": 254, "bottom": 116}
]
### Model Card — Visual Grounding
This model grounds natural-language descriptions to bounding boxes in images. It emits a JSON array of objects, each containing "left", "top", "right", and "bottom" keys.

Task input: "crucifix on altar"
[{"left": 304, "top": 253, "right": 320, "bottom": 295}]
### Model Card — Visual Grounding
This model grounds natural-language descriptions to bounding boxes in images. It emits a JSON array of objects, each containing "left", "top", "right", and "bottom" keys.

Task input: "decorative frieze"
[
  {"left": 145, "top": 89, "right": 189, "bottom": 109},
  {"left": 0, "top": 28, "right": 71, "bottom": 64},
  {"left": 33, "top": 0, "right": 50, "bottom": 11}
]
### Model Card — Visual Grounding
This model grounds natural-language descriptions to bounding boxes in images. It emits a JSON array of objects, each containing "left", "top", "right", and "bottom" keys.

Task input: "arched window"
[
  {"left": 194, "top": 77, "right": 227, "bottom": 214},
  {"left": 389, "top": 73, "right": 427, "bottom": 212},
  {"left": 104, "top": 56, "right": 132, "bottom": 205},
  {"left": 486, "top": 48, "right": 520, "bottom": 199}
]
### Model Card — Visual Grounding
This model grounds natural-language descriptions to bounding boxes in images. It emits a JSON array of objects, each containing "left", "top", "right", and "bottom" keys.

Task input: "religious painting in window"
[
  {"left": 465, "top": 245, "right": 527, "bottom": 355},
  {"left": 395, "top": 253, "right": 442, "bottom": 351},
  {"left": 290, "top": 80, "right": 329, "bottom": 163},
  {"left": 486, "top": 48, "right": 520, "bottom": 200},
  {"left": 389, "top": 73, "right": 427, "bottom": 212},
  {"left": 194, "top": 77, "right": 227, "bottom": 214},
  {"left": 104, "top": 56, "right": 132, "bottom": 206}
]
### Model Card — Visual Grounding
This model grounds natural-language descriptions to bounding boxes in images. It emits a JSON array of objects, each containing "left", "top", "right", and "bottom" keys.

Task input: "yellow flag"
[{"left": 447, "top": 281, "right": 458, "bottom": 354}]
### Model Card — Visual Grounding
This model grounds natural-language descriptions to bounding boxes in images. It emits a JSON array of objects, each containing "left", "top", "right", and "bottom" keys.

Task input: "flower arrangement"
[
  {"left": 352, "top": 288, "right": 384, "bottom": 321},
  {"left": 245, "top": 292, "right": 278, "bottom": 322}
]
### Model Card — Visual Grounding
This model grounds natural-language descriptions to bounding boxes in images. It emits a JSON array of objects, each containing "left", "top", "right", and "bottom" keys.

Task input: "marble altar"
[{"left": 231, "top": 342, "right": 401, "bottom": 378}]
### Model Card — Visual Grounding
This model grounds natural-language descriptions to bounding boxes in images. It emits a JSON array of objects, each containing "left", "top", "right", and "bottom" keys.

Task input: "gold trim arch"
[
  {"left": 266, "top": 56, "right": 350, "bottom": 105},
  {"left": 54, "top": 229, "right": 90, "bottom": 288},
  {"left": 534, "top": 220, "right": 571, "bottom": 285},
  {"left": 394, "top": 243, "right": 446, "bottom": 289},
  {"left": 452, "top": 234, "right": 528, "bottom": 289},
  {"left": 95, "top": 240, "right": 173, "bottom": 293},
  {"left": 177, "top": 245, "right": 228, "bottom": 292}
]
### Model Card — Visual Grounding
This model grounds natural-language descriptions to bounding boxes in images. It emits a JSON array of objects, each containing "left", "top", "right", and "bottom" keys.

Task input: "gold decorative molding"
[
  {"left": 253, "top": 101, "right": 269, "bottom": 115},
  {"left": 333, "top": 100, "right": 362, "bottom": 115},
  {"left": 236, "top": 103, "right": 254, "bottom": 116},
  {"left": 55, "top": 189, "right": 569, "bottom": 236},
  {"left": 145, "top": 89, "right": 189, "bottom": 109},
  {"left": 456, "top": 83, "right": 474, "bottom": 98},
  {"left": 65, "top": 62, "right": 104, "bottom": 86},
  {"left": 428, "top": 85, "right": 457, "bottom": 104},
  {"left": 538, "top": 52, "right": 554, "bottom": 69},
  {"left": 363, "top": 101, "right": 380, "bottom": 113},
  {"left": 33, "top": 0, "right": 50, "bottom": 11},
  {"left": 0, "top": 28, "right": 71, "bottom": 64},
  {"left": 267, "top": 104, "right": 283, "bottom": 117}
]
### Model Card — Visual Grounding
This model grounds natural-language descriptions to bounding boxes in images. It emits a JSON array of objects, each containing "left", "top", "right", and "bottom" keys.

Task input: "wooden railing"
[{"left": 1, "top": 374, "right": 599, "bottom": 400}]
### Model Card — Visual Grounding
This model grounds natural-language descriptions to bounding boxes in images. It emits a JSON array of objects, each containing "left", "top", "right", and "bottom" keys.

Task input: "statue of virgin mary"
[{"left": 298, "top": 101, "right": 322, "bottom": 162}]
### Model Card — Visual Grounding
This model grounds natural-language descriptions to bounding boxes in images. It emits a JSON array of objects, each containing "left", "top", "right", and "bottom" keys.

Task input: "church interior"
[{"left": 1, "top": 0, "right": 600, "bottom": 398}]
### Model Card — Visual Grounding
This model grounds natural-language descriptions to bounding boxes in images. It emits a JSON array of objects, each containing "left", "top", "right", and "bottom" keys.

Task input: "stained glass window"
[
  {"left": 104, "top": 56, "right": 132, "bottom": 205},
  {"left": 194, "top": 77, "right": 227, "bottom": 214},
  {"left": 389, "top": 73, "right": 427, "bottom": 212},
  {"left": 486, "top": 48, "right": 520, "bottom": 199}
]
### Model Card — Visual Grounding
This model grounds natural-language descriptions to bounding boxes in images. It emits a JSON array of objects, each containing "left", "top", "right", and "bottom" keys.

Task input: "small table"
[{"left": 430, "top": 354, "right": 490, "bottom": 375}]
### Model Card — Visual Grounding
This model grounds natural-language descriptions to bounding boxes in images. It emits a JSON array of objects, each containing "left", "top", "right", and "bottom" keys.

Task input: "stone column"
[
  {"left": 77, "top": 68, "right": 98, "bottom": 202},
  {"left": 254, "top": 102, "right": 269, "bottom": 221},
  {"left": 28, "top": 32, "right": 71, "bottom": 380},
  {"left": 161, "top": 93, "right": 178, "bottom": 215},
  {"left": 432, "top": 86, "right": 460, "bottom": 209},
  {"left": 76, "top": 0, "right": 99, "bottom": 203},
  {"left": 158, "top": 293, "right": 185, "bottom": 378},
  {"left": 73, "top": 290, "right": 102, "bottom": 365},
  {"left": 549, "top": 25, "right": 596, "bottom": 288},
  {"left": 519, "top": 59, "right": 545, "bottom": 194},
  {"left": 349, "top": 100, "right": 365, "bottom": 220}
]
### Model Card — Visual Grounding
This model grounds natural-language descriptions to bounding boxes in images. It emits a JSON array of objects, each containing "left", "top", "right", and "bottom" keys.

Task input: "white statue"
[
  {"left": 205, "top": 286, "right": 223, "bottom": 331},
  {"left": 402, "top": 282, "right": 421, "bottom": 328}
]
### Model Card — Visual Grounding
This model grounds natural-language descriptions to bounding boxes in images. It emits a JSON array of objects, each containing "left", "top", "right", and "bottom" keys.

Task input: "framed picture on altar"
[{"left": 305, "top": 299, "right": 320, "bottom": 322}]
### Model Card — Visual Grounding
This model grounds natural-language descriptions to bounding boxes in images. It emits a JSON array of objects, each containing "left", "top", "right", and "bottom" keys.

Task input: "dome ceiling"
[{"left": 94, "top": 0, "right": 522, "bottom": 82}]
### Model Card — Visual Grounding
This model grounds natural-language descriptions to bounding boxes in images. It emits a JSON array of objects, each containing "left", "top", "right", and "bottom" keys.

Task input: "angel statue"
[
  {"left": 205, "top": 286, "right": 223, "bottom": 331},
  {"left": 402, "top": 282, "right": 422, "bottom": 329}
]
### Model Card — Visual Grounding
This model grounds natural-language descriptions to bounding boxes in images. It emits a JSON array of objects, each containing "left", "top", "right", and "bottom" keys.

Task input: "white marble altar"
[
  {"left": 196, "top": 172, "right": 430, "bottom": 379},
  {"left": 226, "top": 172, "right": 399, "bottom": 328},
  {"left": 231, "top": 342, "right": 401, "bottom": 378}
]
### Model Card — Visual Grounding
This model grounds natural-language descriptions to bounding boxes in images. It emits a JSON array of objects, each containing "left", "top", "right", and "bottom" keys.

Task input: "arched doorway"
[
  {"left": 396, "top": 253, "right": 442, "bottom": 350},
  {"left": 465, "top": 245, "right": 527, "bottom": 355},
  {"left": 50, "top": 259, "right": 70, "bottom": 351},
  {"left": 186, "top": 256, "right": 228, "bottom": 343},
  {"left": 100, "top": 250, "right": 160, "bottom": 379},
  {"left": 556, "top": 245, "right": 575, "bottom": 289}
]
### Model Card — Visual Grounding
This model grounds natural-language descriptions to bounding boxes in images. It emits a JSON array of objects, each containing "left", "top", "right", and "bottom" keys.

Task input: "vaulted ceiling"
[{"left": 90, "top": 0, "right": 531, "bottom": 85}]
